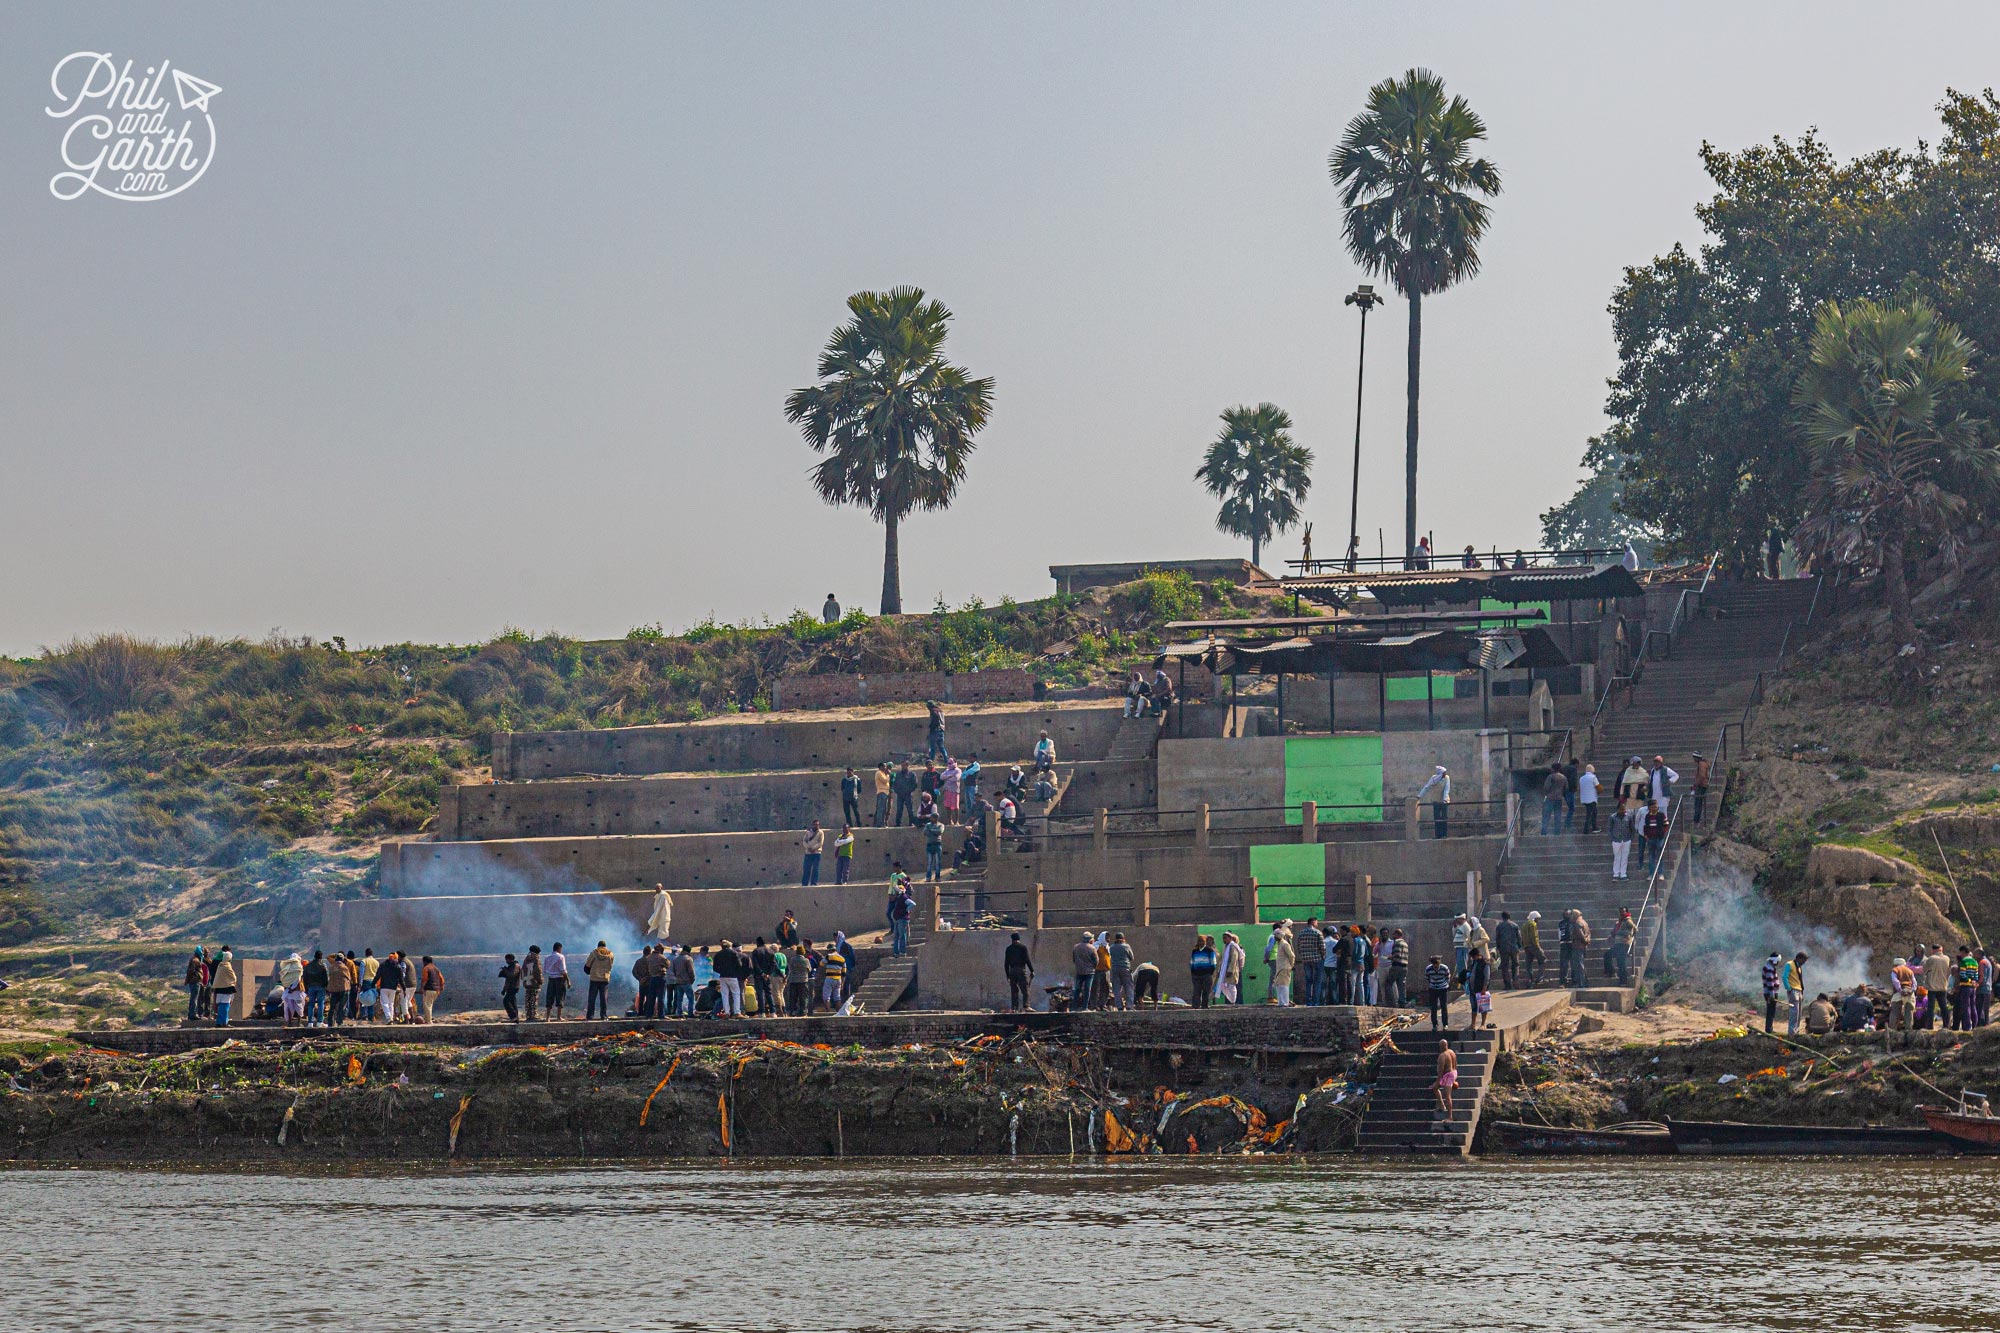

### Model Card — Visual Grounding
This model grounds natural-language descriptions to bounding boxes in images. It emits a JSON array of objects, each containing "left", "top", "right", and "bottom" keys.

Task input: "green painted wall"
[
  {"left": 1282, "top": 734, "right": 1384, "bottom": 823},
  {"left": 1385, "top": 672, "right": 1453, "bottom": 702},
  {"left": 1248, "top": 843, "right": 1325, "bottom": 921},
  {"left": 1480, "top": 596, "right": 1551, "bottom": 630}
]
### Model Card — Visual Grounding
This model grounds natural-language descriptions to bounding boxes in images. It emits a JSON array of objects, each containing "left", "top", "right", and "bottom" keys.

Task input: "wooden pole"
[
  {"left": 1244, "top": 877, "right": 1260, "bottom": 924},
  {"left": 1030, "top": 882, "right": 1045, "bottom": 931},
  {"left": 1136, "top": 879, "right": 1151, "bottom": 927}
]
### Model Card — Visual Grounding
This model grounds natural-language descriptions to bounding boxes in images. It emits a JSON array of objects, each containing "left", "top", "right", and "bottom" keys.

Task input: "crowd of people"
[
  {"left": 804, "top": 704, "right": 1061, "bottom": 887},
  {"left": 181, "top": 943, "right": 448, "bottom": 1028},
  {"left": 178, "top": 884, "right": 937, "bottom": 1028},
  {"left": 1763, "top": 944, "right": 2000, "bottom": 1037},
  {"left": 1536, "top": 751, "right": 1712, "bottom": 878}
]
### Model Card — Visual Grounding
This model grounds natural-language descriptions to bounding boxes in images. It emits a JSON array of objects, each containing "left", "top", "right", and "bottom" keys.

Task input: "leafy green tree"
[
  {"left": 1539, "top": 430, "right": 1659, "bottom": 557},
  {"left": 1793, "top": 298, "right": 1995, "bottom": 653},
  {"left": 785, "top": 287, "right": 995, "bottom": 614},
  {"left": 1330, "top": 68, "right": 1501, "bottom": 558},
  {"left": 1558, "top": 90, "right": 2000, "bottom": 566},
  {"left": 1195, "top": 403, "right": 1313, "bottom": 568}
]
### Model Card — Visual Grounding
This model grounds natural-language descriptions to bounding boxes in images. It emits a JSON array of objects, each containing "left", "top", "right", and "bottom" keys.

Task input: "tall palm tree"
[
  {"left": 1793, "top": 297, "right": 1996, "bottom": 655},
  {"left": 785, "top": 287, "right": 995, "bottom": 614},
  {"left": 1330, "top": 69, "right": 1501, "bottom": 559},
  {"left": 1196, "top": 403, "right": 1313, "bottom": 568}
]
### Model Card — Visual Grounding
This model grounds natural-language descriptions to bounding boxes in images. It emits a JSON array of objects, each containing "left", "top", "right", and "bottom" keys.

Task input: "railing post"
[
  {"left": 1354, "top": 872, "right": 1371, "bottom": 924},
  {"left": 1195, "top": 802, "right": 1210, "bottom": 852},
  {"left": 1404, "top": 796, "right": 1421, "bottom": 842},
  {"left": 1505, "top": 793, "right": 1519, "bottom": 855},
  {"left": 985, "top": 807, "right": 1000, "bottom": 852},
  {"left": 1136, "top": 879, "right": 1151, "bottom": 927},
  {"left": 1243, "top": 877, "right": 1260, "bottom": 924},
  {"left": 1093, "top": 808, "right": 1109, "bottom": 854},
  {"left": 1030, "top": 882, "right": 1044, "bottom": 931},
  {"left": 929, "top": 883, "right": 943, "bottom": 933},
  {"left": 1466, "top": 870, "right": 1480, "bottom": 917},
  {"left": 1301, "top": 799, "right": 1318, "bottom": 845}
]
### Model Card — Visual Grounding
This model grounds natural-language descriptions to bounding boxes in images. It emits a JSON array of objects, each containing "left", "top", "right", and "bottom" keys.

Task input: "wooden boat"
[
  {"left": 1919, "top": 1103, "right": 2000, "bottom": 1152},
  {"left": 1664, "top": 1118, "right": 1950, "bottom": 1156},
  {"left": 1486, "top": 1120, "right": 1674, "bottom": 1156}
]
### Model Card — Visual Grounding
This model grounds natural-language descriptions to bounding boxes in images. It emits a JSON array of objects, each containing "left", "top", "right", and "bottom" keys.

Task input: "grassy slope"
[{"left": 0, "top": 573, "right": 1274, "bottom": 956}]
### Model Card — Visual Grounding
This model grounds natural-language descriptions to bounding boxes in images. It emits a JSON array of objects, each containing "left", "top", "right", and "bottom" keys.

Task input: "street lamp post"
[{"left": 1342, "top": 284, "right": 1381, "bottom": 572}]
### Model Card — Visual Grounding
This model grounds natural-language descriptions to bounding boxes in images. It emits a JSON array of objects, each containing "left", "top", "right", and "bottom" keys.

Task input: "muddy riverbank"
[
  {"left": 1483, "top": 1023, "right": 2000, "bottom": 1140},
  {"left": 2, "top": 1029, "right": 1369, "bottom": 1163}
]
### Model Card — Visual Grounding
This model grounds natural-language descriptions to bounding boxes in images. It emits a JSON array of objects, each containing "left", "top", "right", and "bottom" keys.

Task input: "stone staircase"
[
  {"left": 1105, "top": 711, "right": 1165, "bottom": 762},
  {"left": 1355, "top": 1028, "right": 1497, "bottom": 1154},
  {"left": 1591, "top": 579, "right": 1818, "bottom": 766},
  {"left": 846, "top": 917, "right": 932, "bottom": 1012},
  {"left": 1494, "top": 578, "right": 1819, "bottom": 1002},
  {"left": 1491, "top": 834, "right": 1688, "bottom": 1005}
]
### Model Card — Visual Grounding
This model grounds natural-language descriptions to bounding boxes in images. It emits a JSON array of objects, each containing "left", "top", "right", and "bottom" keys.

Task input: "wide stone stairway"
[
  {"left": 348, "top": 701, "right": 1138, "bottom": 1014},
  {"left": 1494, "top": 577, "right": 1819, "bottom": 1001}
]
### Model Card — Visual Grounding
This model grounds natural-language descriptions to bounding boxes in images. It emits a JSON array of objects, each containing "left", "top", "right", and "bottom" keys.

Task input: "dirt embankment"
[
  {"left": 1, "top": 1031, "right": 1368, "bottom": 1163},
  {"left": 1485, "top": 1016, "right": 2000, "bottom": 1136}
]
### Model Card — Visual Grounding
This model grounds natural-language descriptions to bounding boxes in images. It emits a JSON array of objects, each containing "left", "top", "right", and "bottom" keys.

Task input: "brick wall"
[{"left": 85, "top": 1000, "right": 1380, "bottom": 1056}]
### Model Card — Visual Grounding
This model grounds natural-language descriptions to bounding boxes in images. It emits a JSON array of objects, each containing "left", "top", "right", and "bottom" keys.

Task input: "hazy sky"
[{"left": 5, "top": 3, "right": 1996, "bottom": 654}]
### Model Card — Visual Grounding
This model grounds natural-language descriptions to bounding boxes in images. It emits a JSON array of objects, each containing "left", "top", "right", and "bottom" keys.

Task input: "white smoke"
[
  {"left": 1668, "top": 853, "right": 1876, "bottom": 998},
  {"left": 350, "top": 857, "right": 661, "bottom": 966}
]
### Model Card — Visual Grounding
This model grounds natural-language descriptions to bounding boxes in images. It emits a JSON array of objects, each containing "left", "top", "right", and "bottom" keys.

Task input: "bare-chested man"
[{"left": 1434, "top": 1037, "right": 1459, "bottom": 1118}]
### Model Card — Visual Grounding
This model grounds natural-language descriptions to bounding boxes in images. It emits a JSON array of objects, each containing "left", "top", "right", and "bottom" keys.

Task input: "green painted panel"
[
  {"left": 1480, "top": 597, "right": 1551, "bottom": 630},
  {"left": 1385, "top": 673, "right": 1452, "bottom": 701},
  {"left": 1282, "top": 734, "right": 1383, "bottom": 824},
  {"left": 1249, "top": 842, "right": 1325, "bottom": 889}
]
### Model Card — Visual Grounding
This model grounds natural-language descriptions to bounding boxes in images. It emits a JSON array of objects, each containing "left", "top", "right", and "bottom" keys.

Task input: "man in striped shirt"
[{"left": 1761, "top": 951, "right": 1782, "bottom": 1034}]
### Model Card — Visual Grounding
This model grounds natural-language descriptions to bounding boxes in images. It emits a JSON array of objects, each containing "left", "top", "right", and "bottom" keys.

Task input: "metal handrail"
[
  {"left": 1283, "top": 545, "right": 1625, "bottom": 573},
  {"left": 1625, "top": 787, "right": 1689, "bottom": 981},
  {"left": 1803, "top": 571, "right": 1827, "bottom": 626},
  {"left": 1698, "top": 550, "right": 1720, "bottom": 595}
]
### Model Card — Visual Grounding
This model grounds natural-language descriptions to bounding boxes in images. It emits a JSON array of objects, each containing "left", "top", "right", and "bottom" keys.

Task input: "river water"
[{"left": 6, "top": 1157, "right": 1997, "bottom": 1331}]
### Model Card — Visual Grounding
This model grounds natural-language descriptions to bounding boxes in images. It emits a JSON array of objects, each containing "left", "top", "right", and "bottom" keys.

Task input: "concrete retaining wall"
[
  {"left": 322, "top": 881, "right": 924, "bottom": 958},
  {"left": 440, "top": 758, "right": 1149, "bottom": 842},
  {"left": 1051, "top": 759, "right": 1156, "bottom": 814},
  {"left": 85, "top": 1002, "right": 1386, "bottom": 1055},
  {"left": 983, "top": 835, "right": 1504, "bottom": 914},
  {"left": 1156, "top": 729, "right": 1510, "bottom": 824},
  {"left": 380, "top": 826, "right": 934, "bottom": 897},
  {"left": 919, "top": 925, "right": 1203, "bottom": 1009},
  {"left": 493, "top": 704, "right": 1126, "bottom": 780}
]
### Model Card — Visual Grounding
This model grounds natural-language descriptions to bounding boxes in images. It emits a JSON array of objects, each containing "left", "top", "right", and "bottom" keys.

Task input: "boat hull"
[
  {"left": 1487, "top": 1121, "right": 1675, "bottom": 1156},
  {"left": 1665, "top": 1118, "right": 1950, "bottom": 1156},
  {"left": 1919, "top": 1106, "right": 2000, "bottom": 1151}
]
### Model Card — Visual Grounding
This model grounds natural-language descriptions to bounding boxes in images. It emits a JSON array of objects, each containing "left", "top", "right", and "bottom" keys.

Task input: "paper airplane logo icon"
[{"left": 171, "top": 68, "right": 220, "bottom": 113}]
